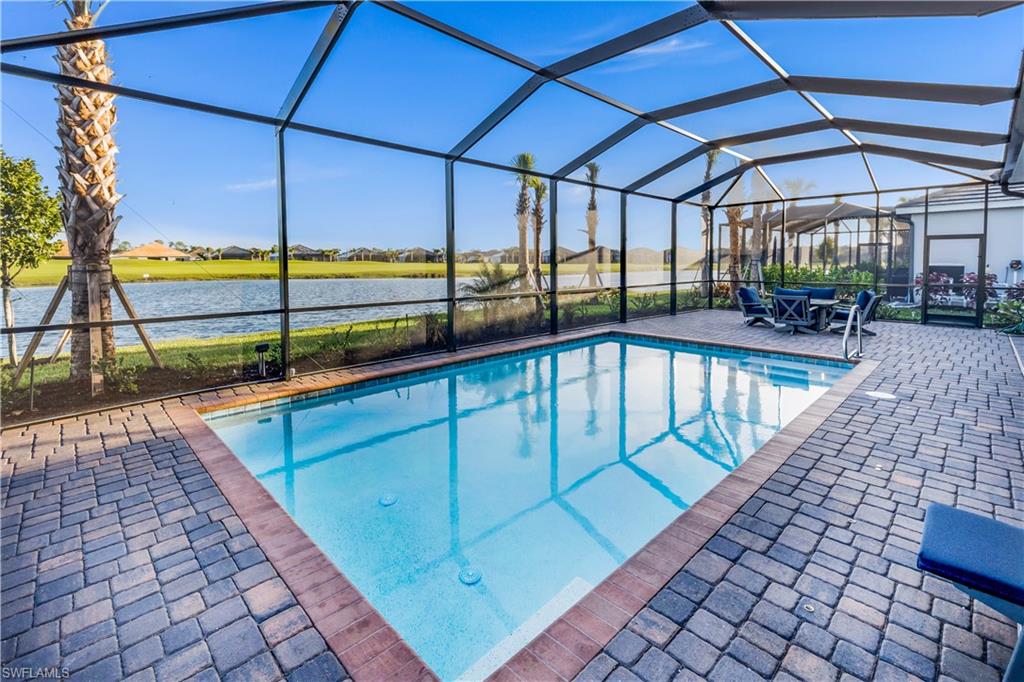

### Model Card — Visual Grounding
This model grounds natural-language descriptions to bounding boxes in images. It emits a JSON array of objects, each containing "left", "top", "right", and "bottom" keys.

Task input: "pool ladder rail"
[{"left": 843, "top": 304, "right": 864, "bottom": 360}]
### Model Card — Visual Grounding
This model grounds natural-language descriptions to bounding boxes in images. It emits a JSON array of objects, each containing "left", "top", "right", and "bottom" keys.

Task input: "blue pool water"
[{"left": 206, "top": 336, "right": 848, "bottom": 680}]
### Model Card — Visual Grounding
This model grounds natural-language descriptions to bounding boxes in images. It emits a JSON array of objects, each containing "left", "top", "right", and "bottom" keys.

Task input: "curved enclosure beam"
[
  {"left": 832, "top": 118, "right": 1009, "bottom": 146},
  {"left": 1002, "top": 53, "right": 1024, "bottom": 183},
  {"left": 674, "top": 142, "right": 1001, "bottom": 202},
  {"left": 0, "top": 0, "right": 337, "bottom": 53},
  {"left": 554, "top": 80, "right": 786, "bottom": 180},
  {"left": 788, "top": 75, "right": 1016, "bottom": 105},
  {"left": 447, "top": 4, "right": 709, "bottom": 159},
  {"left": 552, "top": 120, "right": 648, "bottom": 179},
  {"left": 544, "top": 4, "right": 709, "bottom": 78},
  {"left": 676, "top": 163, "right": 752, "bottom": 203},
  {"left": 277, "top": 1, "right": 359, "bottom": 127},
  {"left": 861, "top": 144, "right": 1003, "bottom": 171},
  {"left": 698, "top": 1, "right": 1022, "bottom": 20},
  {"left": 623, "top": 120, "right": 831, "bottom": 192}
]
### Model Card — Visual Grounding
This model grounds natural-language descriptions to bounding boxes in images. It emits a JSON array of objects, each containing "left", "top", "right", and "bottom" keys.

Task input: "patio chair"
[
  {"left": 802, "top": 286, "right": 837, "bottom": 301},
  {"left": 772, "top": 288, "right": 818, "bottom": 334},
  {"left": 917, "top": 504, "right": 1024, "bottom": 682},
  {"left": 831, "top": 290, "right": 881, "bottom": 336},
  {"left": 738, "top": 286, "right": 773, "bottom": 327}
]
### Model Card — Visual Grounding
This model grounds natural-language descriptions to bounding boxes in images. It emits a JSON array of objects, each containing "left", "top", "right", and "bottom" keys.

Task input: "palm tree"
[
  {"left": 511, "top": 153, "right": 535, "bottom": 286},
  {"left": 530, "top": 178, "right": 547, "bottom": 291},
  {"left": 459, "top": 262, "right": 520, "bottom": 327},
  {"left": 725, "top": 203, "right": 744, "bottom": 301},
  {"left": 700, "top": 150, "right": 721, "bottom": 294},
  {"left": 584, "top": 162, "right": 600, "bottom": 288},
  {"left": 56, "top": 0, "right": 121, "bottom": 391},
  {"left": 782, "top": 178, "right": 816, "bottom": 206}
]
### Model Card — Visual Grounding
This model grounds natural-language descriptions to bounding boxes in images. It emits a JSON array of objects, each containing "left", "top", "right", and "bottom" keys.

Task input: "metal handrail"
[{"left": 843, "top": 304, "right": 864, "bottom": 360}]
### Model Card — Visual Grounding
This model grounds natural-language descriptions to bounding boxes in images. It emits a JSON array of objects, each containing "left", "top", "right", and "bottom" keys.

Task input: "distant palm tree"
[
  {"left": 322, "top": 248, "right": 340, "bottom": 262},
  {"left": 782, "top": 178, "right": 816, "bottom": 205},
  {"left": 511, "top": 153, "right": 535, "bottom": 285},
  {"left": 530, "top": 179, "right": 547, "bottom": 290},
  {"left": 700, "top": 150, "right": 721, "bottom": 293},
  {"left": 725, "top": 203, "right": 744, "bottom": 301},
  {"left": 584, "top": 162, "right": 600, "bottom": 288}
]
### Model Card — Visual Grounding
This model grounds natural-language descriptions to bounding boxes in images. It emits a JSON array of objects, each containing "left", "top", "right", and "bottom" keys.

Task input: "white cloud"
[{"left": 224, "top": 178, "right": 276, "bottom": 193}]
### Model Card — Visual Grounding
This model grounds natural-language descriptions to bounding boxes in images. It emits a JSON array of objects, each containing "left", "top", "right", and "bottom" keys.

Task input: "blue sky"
[{"left": 1, "top": 1, "right": 1021, "bottom": 250}]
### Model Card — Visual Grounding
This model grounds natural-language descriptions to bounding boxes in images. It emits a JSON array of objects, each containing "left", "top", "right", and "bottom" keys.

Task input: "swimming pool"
[{"left": 205, "top": 335, "right": 849, "bottom": 680}]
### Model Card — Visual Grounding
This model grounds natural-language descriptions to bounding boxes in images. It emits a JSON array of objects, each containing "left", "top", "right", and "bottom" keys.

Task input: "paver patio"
[{"left": 2, "top": 311, "right": 1022, "bottom": 681}]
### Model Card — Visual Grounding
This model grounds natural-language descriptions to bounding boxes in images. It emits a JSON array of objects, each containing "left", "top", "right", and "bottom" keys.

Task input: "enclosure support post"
[
  {"left": 706, "top": 207, "right": 714, "bottom": 310},
  {"left": 549, "top": 180, "right": 559, "bottom": 334},
  {"left": 619, "top": 193, "right": 628, "bottom": 323},
  {"left": 275, "top": 128, "right": 291, "bottom": 377},
  {"left": 978, "top": 183, "right": 989, "bottom": 328},
  {"left": 921, "top": 189, "right": 930, "bottom": 321},
  {"left": 670, "top": 201, "right": 678, "bottom": 315},
  {"left": 780, "top": 203, "right": 786, "bottom": 288},
  {"left": 445, "top": 160, "right": 457, "bottom": 351},
  {"left": 873, "top": 193, "right": 881, "bottom": 293}
]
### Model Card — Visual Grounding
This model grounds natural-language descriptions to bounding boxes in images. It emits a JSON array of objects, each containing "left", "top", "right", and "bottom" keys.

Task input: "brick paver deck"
[
  {"left": 576, "top": 313, "right": 1023, "bottom": 682},
  {"left": 2, "top": 312, "right": 1021, "bottom": 681}
]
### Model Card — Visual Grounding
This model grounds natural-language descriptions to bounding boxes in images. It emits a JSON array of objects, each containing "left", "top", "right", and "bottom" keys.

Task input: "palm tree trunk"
[
  {"left": 586, "top": 210, "right": 598, "bottom": 288},
  {"left": 56, "top": 9, "right": 122, "bottom": 392},
  {"left": 517, "top": 212, "right": 529, "bottom": 281}
]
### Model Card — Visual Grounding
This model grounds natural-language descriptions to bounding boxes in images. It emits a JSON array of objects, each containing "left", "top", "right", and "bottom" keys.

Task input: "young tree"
[
  {"left": 0, "top": 151, "right": 62, "bottom": 365},
  {"left": 56, "top": 0, "right": 123, "bottom": 391},
  {"left": 700, "top": 150, "right": 721, "bottom": 294},
  {"left": 511, "top": 153, "right": 535, "bottom": 286},
  {"left": 530, "top": 178, "right": 547, "bottom": 290},
  {"left": 584, "top": 162, "right": 600, "bottom": 288}
]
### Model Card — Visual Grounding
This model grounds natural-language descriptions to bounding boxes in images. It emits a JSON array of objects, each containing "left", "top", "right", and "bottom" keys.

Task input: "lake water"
[{"left": 2, "top": 271, "right": 695, "bottom": 357}]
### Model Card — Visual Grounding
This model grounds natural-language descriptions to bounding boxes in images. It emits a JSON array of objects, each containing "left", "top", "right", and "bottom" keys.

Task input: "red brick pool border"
[{"left": 170, "top": 330, "right": 878, "bottom": 681}]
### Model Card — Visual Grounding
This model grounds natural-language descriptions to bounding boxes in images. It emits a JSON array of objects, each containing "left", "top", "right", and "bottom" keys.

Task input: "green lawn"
[{"left": 16, "top": 258, "right": 676, "bottom": 287}]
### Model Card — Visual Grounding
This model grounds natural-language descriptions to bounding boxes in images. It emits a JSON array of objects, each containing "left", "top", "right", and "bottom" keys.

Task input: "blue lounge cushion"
[
  {"left": 804, "top": 287, "right": 837, "bottom": 300},
  {"left": 773, "top": 287, "right": 810, "bottom": 299},
  {"left": 917, "top": 504, "right": 1024, "bottom": 606},
  {"left": 738, "top": 287, "right": 761, "bottom": 305},
  {"left": 855, "top": 289, "right": 874, "bottom": 310},
  {"left": 747, "top": 305, "right": 769, "bottom": 315}
]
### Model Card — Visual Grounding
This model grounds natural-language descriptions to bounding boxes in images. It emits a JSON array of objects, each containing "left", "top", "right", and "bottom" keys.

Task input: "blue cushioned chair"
[
  {"left": 737, "top": 287, "right": 773, "bottom": 327},
  {"left": 772, "top": 287, "right": 817, "bottom": 334},
  {"left": 831, "top": 290, "right": 880, "bottom": 336},
  {"left": 918, "top": 504, "right": 1024, "bottom": 681},
  {"left": 802, "top": 286, "right": 837, "bottom": 301}
]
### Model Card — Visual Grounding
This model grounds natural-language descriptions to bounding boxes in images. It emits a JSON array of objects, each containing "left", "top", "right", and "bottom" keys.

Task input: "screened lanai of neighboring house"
[{"left": 1, "top": 0, "right": 1023, "bottom": 419}]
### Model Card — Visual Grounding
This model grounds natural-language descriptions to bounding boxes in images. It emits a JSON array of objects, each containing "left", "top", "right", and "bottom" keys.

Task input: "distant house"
[
  {"left": 217, "top": 245, "right": 253, "bottom": 260},
  {"left": 189, "top": 247, "right": 214, "bottom": 261},
  {"left": 542, "top": 246, "right": 576, "bottom": 264},
  {"left": 290, "top": 244, "right": 327, "bottom": 262},
  {"left": 114, "top": 242, "right": 192, "bottom": 261},
  {"left": 343, "top": 247, "right": 389, "bottom": 262},
  {"left": 626, "top": 247, "right": 662, "bottom": 265},
  {"left": 398, "top": 247, "right": 444, "bottom": 263},
  {"left": 52, "top": 241, "right": 71, "bottom": 260}
]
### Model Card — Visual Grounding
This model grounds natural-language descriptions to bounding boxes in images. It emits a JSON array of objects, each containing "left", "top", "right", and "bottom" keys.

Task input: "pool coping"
[{"left": 169, "top": 330, "right": 878, "bottom": 681}]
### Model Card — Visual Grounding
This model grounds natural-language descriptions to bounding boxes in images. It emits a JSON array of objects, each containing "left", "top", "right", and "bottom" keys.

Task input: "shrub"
[{"left": 94, "top": 357, "right": 139, "bottom": 396}]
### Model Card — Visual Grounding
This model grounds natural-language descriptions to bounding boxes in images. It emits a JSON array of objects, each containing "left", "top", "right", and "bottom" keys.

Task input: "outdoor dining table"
[
  {"left": 764, "top": 294, "right": 839, "bottom": 332},
  {"left": 809, "top": 299, "right": 839, "bottom": 331}
]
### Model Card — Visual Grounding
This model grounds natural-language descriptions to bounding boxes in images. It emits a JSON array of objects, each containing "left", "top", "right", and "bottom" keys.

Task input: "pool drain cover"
[
  {"left": 378, "top": 494, "right": 398, "bottom": 507},
  {"left": 459, "top": 568, "right": 482, "bottom": 585}
]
